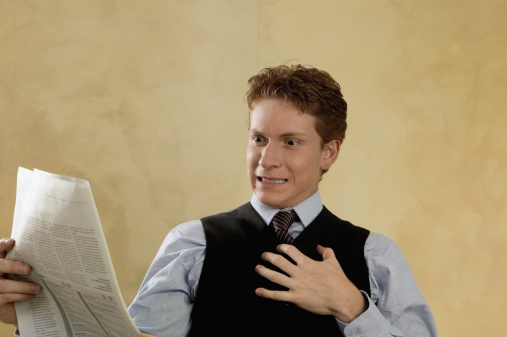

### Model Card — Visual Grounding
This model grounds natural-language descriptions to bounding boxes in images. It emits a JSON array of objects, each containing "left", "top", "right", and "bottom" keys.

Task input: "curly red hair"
[{"left": 246, "top": 64, "right": 348, "bottom": 146}]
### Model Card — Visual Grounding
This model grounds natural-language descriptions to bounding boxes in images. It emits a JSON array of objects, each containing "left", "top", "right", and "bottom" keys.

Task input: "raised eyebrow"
[
  {"left": 248, "top": 130, "right": 306, "bottom": 138},
  {"left": 280, "top": 132, "right": 306, "bottom": 138},
  {"left": 249, "top": 128, "right": 264, "bottom": 135}
]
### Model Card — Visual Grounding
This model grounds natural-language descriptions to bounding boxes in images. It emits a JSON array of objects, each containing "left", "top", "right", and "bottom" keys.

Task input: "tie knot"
[{"left": 271, "top": 210, "right": 297, "bottom": 244}]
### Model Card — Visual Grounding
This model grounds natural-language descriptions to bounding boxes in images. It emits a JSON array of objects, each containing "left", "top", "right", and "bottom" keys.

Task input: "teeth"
[{"left": 262, "top": 178, "right": 286, "bottom": 184}]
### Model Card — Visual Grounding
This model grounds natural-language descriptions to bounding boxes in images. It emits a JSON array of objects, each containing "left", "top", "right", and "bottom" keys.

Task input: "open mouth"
[{"left": 258, "top": 177, "right": 287, "bottom": 184}]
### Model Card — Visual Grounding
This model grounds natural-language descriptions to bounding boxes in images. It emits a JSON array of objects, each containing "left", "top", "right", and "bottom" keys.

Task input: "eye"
[
  {"left": 285, "top": 139, "right": 299, "bottom": 146},
  {"left": 252, "top": 135, "right": 266, "bottom": 143}
]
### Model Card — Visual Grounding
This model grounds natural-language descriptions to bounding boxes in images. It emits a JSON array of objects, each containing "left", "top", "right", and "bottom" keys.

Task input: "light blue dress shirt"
[{"left": 128, "top": 191, "right": 437, "bottom": 337}]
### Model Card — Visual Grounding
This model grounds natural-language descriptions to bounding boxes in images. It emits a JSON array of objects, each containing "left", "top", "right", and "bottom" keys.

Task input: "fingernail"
[{"left": 19, "top": 264, "right": 30, "bottom": 273}]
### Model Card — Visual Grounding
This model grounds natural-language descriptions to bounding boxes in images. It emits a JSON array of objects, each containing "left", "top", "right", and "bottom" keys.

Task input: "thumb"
[{"left": 317, "top": 245, "right": 336, "bottom": 261}]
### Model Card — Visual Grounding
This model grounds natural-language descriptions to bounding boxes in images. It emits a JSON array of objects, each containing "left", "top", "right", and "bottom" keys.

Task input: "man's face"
[{"left": 247, "top": 98, "right": 339, "bottom": 209}]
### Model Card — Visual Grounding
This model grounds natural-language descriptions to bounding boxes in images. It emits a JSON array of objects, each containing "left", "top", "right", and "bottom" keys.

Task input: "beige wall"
[{"left": 1, "top": 1, "right": 506, "bottom": 335}]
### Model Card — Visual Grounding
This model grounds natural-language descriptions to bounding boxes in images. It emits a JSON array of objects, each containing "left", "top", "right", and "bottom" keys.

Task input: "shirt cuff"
[{"left": 336, "top": 291, "right": 391, "bottom": 337}]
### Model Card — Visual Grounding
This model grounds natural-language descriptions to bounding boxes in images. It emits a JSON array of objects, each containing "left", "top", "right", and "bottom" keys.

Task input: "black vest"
[{"left": 187, "top": 203, "right": 370, "bottom": 337}]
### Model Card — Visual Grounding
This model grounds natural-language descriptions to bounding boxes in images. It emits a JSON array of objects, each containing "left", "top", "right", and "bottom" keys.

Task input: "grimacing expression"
[{"left": 247, "top": 98, "right": 340, "bottom": 209}]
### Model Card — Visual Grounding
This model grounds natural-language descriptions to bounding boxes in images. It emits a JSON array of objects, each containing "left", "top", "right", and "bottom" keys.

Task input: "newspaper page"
[{"left": 7, "top": 167, "right": 140, "bottom": 337}]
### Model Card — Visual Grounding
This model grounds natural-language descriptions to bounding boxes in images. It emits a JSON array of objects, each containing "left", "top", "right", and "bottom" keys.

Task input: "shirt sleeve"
[
  {"left": 336, "top": 233, "right": 438, "bottom": 337},
  {"left": 128, "top": 220, "right": 205, "bottom": 337}
]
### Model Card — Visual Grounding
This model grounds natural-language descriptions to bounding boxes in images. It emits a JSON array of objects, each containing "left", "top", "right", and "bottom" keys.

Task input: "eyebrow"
[
  {"left": 280, "top": 132, "right": 306, "bottom": 138},
  {"left": 249, "top": 129, "right": 307, "bottom": 138}
]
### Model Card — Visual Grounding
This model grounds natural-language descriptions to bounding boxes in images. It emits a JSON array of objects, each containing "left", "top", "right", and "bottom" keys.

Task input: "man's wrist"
[
  {"left": 336, "top": 291, "right": 392, "bottom": 337},
  {"left": 332, "top": 288, "right": 369, "bottom": 323}
]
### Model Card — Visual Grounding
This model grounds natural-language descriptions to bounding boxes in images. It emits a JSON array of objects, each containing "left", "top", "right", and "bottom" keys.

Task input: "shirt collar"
[{"left": 250, "top": 191, "right": 323, "bottom": 228}]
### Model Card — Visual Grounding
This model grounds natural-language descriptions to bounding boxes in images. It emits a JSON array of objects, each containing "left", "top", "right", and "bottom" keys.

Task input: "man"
[
  {"left": 0, "top": 65, "right": 437, "bottom": 336},
  {"left": 128, "top": 65, "right": 437, "bottom": 336}
]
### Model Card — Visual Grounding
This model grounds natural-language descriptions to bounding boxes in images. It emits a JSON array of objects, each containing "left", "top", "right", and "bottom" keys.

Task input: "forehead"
[{"left": 249, "top": 98, "right": 317, "bottom": 133}]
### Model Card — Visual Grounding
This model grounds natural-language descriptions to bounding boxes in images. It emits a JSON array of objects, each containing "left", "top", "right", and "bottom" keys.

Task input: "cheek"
[
  {"left": 291, "top": 156, "right": 322, "bottom": 179},
  {"left": 246, "top": 144, "right": 259, "bottom": 162},
  {"left": 246, "top": 152, "right": 258, "bottom": 187},
  {"left": 246, "top": 148, "right": 258, "bottom": 171}
]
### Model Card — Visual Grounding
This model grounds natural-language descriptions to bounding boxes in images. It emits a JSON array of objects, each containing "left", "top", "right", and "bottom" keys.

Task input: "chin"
[{"left": 257, "top": 195, "right": 289, "bottom": 209}]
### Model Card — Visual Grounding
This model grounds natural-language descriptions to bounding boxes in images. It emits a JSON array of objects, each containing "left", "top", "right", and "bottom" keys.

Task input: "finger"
[
  {"left": 255, "top": 287, "right": 292, "bottom": 302},
  {"left": 0, "top": 292, "right": 38, "bottom": 304},
  {"left": 255, "top": 264, "right": 292, "bottom": 288},
  {"left": 0, "top": 258, "right": 32, "bottom": 275},
  {"left": 261, "top": 251, "right": 296, "bottom": 274},
  {"left": 0, "top": 238, "right": 15, "bottom": 258},
  {"left": 0, "top": 278, "right": 41, "bottom": 296},
  {"left": 276, "top": 244, "right": 307, "bottom": 265}
]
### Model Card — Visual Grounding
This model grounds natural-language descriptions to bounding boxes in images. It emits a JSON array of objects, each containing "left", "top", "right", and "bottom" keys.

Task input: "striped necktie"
[{"left": 270, "top": 210, "right": 297, "bottom": 244}]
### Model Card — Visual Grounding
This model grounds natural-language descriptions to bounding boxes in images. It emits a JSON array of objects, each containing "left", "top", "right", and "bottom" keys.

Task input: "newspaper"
[{"left": 7, "top": 167, "right": 140, "bottom": 337}]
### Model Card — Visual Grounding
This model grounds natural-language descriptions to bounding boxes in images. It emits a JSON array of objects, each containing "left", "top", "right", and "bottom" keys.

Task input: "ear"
[{"left": 320, "top": 140, "right": 341, "bottom": 171}]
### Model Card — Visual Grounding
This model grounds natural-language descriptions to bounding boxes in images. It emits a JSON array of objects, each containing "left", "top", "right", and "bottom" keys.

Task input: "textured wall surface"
[{"left": 1, "top": 1, "right": 506, "bottom": 335}]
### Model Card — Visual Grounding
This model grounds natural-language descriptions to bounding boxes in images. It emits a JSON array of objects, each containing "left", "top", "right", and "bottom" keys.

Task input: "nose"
[{"left": 258, "top": 142, "right": 281, "bottom": 169}]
